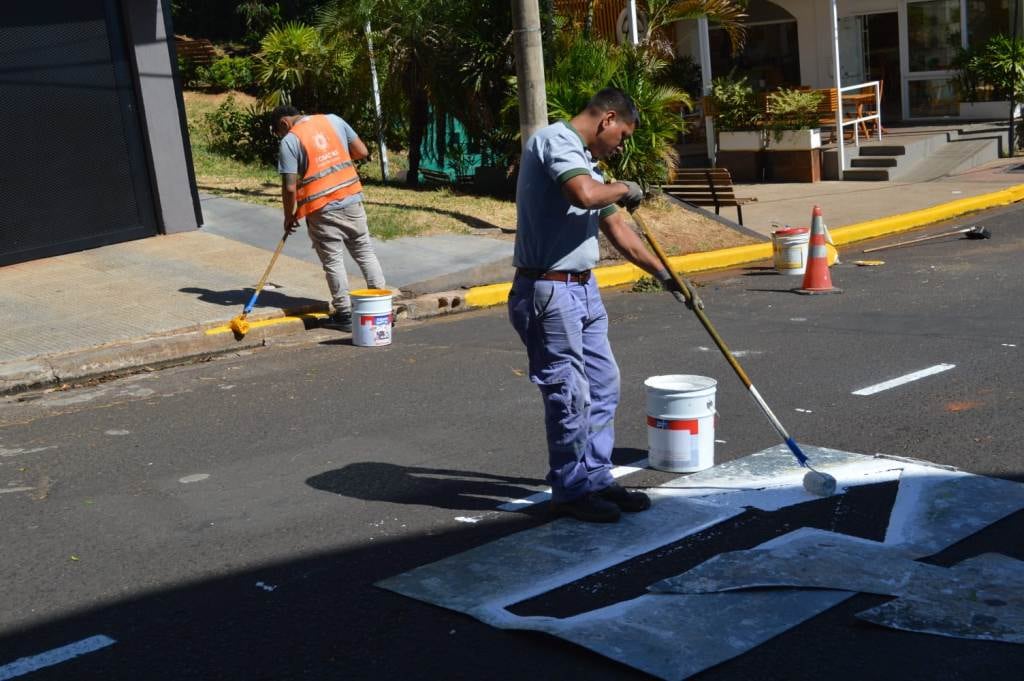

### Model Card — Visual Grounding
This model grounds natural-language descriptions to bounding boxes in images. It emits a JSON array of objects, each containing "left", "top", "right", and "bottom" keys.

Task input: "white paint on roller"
[
  {"left": 497, "top": 459, "right": 649, "bottom": 511},
  {"left": 178, "top": 474, "right": 210, "bottom": 484},
  {"left": 0, "top": 635, "right": 115, "bottom": 679},
  {"left": 852, "top": 364, "right": 955, "bottom": 396}
]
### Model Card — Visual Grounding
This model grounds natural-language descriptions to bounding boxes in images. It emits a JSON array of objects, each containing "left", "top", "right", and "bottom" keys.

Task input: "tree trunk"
[
  {"left": 583, "top": 0, "right": 595, "bottom": 38},
  {"left": 406, "top": 89, "right": 430, "bottom": 187}
]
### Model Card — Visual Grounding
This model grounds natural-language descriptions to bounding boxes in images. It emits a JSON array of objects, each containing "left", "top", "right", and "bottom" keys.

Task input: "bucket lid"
[
  {"left": 350, "top": 288, "right": 393, "bottom": 298},
  {"left": 644, "top": 374, "right": 717, "bottom": 392},
  {"left": 772, "top": 227, "right": 809, "bottom": 236}
]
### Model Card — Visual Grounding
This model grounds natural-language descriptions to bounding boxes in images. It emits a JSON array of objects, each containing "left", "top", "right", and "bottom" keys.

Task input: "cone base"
[{"left": 793, "top": 287, "right": 843, "bottom": 295}]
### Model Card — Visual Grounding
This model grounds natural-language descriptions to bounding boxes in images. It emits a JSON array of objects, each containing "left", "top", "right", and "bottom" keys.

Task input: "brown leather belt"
[{"left": 516, "top": 268, "right": 592, "bottom": 284}]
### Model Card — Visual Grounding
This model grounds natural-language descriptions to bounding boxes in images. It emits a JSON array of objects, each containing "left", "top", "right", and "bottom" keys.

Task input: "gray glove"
[
  {"left": 616, "top": 180, "right": 644, "bottom": 211},
  {"left": 655, "top": 269, "right": 702, "bottom": 310}
]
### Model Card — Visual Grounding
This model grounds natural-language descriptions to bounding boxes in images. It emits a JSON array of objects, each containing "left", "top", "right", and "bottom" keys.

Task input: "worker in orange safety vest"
[{"left": 272, "top": 105, "right": 387, "bottom": 332}]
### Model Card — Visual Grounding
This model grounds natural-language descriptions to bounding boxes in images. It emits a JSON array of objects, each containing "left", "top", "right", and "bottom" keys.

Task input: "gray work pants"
[{"left": 305, "top": 201, "right": 386, "bottom": 314}]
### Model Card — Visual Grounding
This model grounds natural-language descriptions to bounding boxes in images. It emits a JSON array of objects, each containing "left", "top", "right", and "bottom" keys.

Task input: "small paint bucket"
[
  {"left": 644, "top": 375, "right": 717, "bottom": 473},
  {"left": 350, "top": 289, "right": 393, "bottom": 347},
  {"left": 771, "top": 227, "right": 810, "bottom": 275}
]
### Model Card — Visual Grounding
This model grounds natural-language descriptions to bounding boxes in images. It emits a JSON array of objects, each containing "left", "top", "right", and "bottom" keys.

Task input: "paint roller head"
[
  {"left": 229, "top": 316, "right": 250, "bottom": 337},
  {"left": 965, "top": 225, "right": 991, "bottom": 240},
  {"left": 803, "top": 470, "right": 837, "bottom": 497}
]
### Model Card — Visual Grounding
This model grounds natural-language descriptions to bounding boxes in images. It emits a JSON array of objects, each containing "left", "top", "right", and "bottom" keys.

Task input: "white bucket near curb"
[
  {"left": 771, "top": 226, "right": 810, "bottom": 275},
  {"left": 351, "top": 289, "right": 393, "bottom": 347},
  {"left": 644, "top": 375, "right": 717, "bottom": 473}
]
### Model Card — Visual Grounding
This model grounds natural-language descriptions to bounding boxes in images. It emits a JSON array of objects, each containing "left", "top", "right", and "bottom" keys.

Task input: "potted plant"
[
  {"left": 761, "top": 88, "right": 824, "bottom": 182},
  {"left": 955, "top": 35, "right": 1024, "bottom": 119},
  {"left": 711, "top": 73, "right": 764, "bottom": 151}
]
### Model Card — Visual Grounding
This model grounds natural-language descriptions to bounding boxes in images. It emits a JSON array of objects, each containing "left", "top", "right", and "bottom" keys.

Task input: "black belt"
[{"left": 517, "top": 268, "right": 592, "bottom": 284}]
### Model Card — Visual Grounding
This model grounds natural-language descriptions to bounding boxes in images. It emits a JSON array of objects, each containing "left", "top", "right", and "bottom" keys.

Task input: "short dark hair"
[
  {"left": 586, "top": 88, "right": 640, "bottom": 127},
  {"left": 270, "top": 105, "right": 300, "bottom": 127}
]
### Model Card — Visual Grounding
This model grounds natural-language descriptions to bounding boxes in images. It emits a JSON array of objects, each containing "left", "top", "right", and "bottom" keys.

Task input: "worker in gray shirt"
[{"left": 509, "top": 88, "right": 684, "bottom": 523}]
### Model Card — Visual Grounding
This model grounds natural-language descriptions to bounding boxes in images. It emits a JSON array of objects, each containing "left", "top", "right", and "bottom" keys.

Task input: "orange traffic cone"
[{"left": 794, "top": 205, "right": 842, "bottom": 295}]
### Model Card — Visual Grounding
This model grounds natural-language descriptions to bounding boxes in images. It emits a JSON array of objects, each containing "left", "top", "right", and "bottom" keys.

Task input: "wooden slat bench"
[{"left": 659, "top": 168, "right": 757, "bottom": 225}]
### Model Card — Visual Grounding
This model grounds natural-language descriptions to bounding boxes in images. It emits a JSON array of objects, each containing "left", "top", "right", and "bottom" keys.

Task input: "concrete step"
[
  {"left": 842, "top": 168, "right": 891, "bottom": 181},
  {"left": 857, "top": 145, "right": 909, "bottom": 156},
  {"left": 850, "top": 157, "right": 899, "bottom": 168}
]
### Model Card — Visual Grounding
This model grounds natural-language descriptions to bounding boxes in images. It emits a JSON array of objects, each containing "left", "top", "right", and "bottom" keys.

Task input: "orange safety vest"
[{"left": 290, "top": 115, "right": 363, "bottom": 219}]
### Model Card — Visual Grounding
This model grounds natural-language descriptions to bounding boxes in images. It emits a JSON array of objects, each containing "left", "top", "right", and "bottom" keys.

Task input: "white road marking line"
[
  {"left": 0, "top": 487, "right": 35, "bottom": 495},
  {"left": 852, "top": 364, "right": 956, "bottom": 396},
  {"left": 0, "top": 635, "right": 115, "bottom": 680},
  {"left": 497, "top": 458, "right": 649, "bottom": 511}
]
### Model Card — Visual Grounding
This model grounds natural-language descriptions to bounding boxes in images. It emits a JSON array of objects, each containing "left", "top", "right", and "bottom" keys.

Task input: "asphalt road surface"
[{"left": 0, "top": 204, "right": 1021, "bottom": 680}]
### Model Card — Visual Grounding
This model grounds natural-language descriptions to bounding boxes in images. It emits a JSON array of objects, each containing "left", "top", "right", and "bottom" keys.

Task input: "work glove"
[
  {"left": 655, "top": 269, "right": 702, "bottom": 310},
  {"left": 616, "top": 180, "right": 645, "bottom": 211}
]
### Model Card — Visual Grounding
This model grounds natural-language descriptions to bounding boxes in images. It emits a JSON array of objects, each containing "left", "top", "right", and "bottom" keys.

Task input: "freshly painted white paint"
[
  {"left": 497, "top": 459, "right": 650, "bottom": 511},
  {"left": 852, "top": 363, "right": 956, "bottom": 396}
]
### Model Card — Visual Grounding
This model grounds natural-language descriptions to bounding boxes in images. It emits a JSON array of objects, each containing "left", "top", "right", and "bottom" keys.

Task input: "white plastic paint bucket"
[
  {"left": 350, "top": 289, "right": 393, "bottom": 347},
  {"left": 771, "top": 227, "right": 810, "bottom": 275},
  {"left": 644, "top": 375, "right": 717, "bottom": 473}
]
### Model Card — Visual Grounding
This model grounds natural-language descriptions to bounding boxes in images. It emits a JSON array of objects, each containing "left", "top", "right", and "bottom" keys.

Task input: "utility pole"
[
  {"left": 512, "top": 0, "right": 548, "bottom": 151},
  {"left": 1010, "top": 0, "right": 1021, "bottom": 155}
]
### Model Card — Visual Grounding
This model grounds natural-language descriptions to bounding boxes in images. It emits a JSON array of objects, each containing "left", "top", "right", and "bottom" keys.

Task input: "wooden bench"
[
  {"left": 174, "top": 37, "right": 218, "bottom": 66},
  {"left": 659, "top": 168, "right": 757, "bottom": 225}
]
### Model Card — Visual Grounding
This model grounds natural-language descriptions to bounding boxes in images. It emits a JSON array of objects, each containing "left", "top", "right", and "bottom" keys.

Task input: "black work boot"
[
  {"left": 323, "top": 310, "right": 353, "bottom": 332},
  {"left": 550, "top": 493, "right": 621, "bottom": 523},
  {"left": 596, "top": 483, "right": 651, "bottom": 512}
]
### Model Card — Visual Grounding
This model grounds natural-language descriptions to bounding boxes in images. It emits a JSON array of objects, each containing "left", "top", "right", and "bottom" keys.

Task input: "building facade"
[{"left": 0, "top": 0, "right": 201, "bottom": 266}]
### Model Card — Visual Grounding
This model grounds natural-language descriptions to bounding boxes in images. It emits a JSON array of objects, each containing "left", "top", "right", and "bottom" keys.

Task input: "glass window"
[
  {"left": 908, "top": 78, "right": 959, "bottom": 116},
  {"left": 907, "top": 0, "right": 962, "bottom": 71},
  {"left": 709, "top": 22, "right": 800, "bottom": 90},
  {"left": 967, "top": 0, "right": 1011, "bottom": 48}
]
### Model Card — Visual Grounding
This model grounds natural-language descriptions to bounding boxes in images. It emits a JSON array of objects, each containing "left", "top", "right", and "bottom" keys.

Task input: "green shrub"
[
  {"left": 200, "top": 56, "right": 256, "bottom": 92},
  {"left": 177, "top": 55, "right": 202, "bottom": 89},
  {"left": 765, "top": 88, "right": 823, "bottom": 140},
  {"left": 711, "top": 72, "right": 761, "bottom": 131},
  {"left": 204, "top": 96, "right": 278, "bottom": 164}
]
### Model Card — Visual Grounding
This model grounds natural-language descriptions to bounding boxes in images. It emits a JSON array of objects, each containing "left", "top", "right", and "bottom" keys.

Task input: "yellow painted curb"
[
  {"left": 206, "top": 312, "right": 327, "bottom": 336},
  {"left": 830, "top": 184, "right": 1024, "bottom": 245},
  {"left": 463, "top": 183, "right": 1024, "bottom": 310}
]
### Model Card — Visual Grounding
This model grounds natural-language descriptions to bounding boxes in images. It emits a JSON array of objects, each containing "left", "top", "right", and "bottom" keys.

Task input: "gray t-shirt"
[
  {"left": 278, "top": 114, "right": 363, "bottom": 210},
  {"left": 512, "top": 120, "right": 616, "bottom": 272}
]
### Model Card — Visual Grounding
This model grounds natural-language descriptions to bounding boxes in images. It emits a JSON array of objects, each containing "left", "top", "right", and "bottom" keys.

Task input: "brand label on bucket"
[
  {"left": 359, "top": 313, "right": 392, "bottom": 345},
  {"left": 647, "top": 416, "right": 699, "bottom": 433}
]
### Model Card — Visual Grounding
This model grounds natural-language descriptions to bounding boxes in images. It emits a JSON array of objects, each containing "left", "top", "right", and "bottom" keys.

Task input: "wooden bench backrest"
[{"left": 663, "top": 168, "right": 741, "bottom": 204}]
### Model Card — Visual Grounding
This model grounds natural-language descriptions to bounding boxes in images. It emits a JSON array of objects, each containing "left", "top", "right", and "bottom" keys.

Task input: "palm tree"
[{"left": 638, "top": 0, "right": 747, "bottom": 50}]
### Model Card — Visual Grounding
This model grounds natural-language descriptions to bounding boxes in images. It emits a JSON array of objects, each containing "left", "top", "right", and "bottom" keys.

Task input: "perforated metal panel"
[{"left": 0, "top": 0, "right": 157, "bottom": 266}]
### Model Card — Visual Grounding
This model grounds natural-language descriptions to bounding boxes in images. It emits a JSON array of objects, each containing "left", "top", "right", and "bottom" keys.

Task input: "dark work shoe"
[
  {"left": 323, "top": 311, "right": 353, "bottom": 332},
  {"left": 550, "top": 493, "right": 621, "bottom": 523},
  {"left": 596, "top": 483, "right": 651, "bottom": 512}
]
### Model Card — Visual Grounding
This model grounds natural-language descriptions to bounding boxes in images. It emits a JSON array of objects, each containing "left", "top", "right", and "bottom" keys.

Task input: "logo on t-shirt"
[{"left": 313, "top": 132, "right": 329, "bottom": 150}]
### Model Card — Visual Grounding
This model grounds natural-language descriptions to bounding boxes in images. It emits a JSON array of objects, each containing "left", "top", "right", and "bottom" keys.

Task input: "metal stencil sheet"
[
  {"left": 884, "top": 467, "right": 1024, "bottom": 556},
  {"left": 856, "top": 554, "right": 1024, "bottom": 643},
  {"left": 495, "top": 590, "right": 853, "bottom": 681},
  {"left": 378, "top": 492, "right": 742, "bottom": 616},
  {"left": 649, "top": 528, "right": 940, "bottom": 596}
]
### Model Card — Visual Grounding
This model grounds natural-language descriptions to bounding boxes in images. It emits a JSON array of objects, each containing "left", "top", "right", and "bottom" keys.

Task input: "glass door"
[{"left": 900, "top": 0, "right": 962, "bottom": 117}]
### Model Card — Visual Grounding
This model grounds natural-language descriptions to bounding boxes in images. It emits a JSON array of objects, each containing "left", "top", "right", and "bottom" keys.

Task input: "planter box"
[
  {"left": 762, "top": 149, "right": 821, "bottom": 183},
  {"left": 718, "top": 130, "right": 764, "bottom": 152},
  {"left": 959, "top": 101, "right": 1022, "bottom": 119},
  {"left": 766, "top": 128, "right": 821, "bottom": 151}
]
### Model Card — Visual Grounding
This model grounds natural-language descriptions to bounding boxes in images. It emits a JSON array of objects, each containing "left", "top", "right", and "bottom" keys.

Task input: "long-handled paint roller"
[
  {"left": 862, "top": 224, "right": 991, "bottom": 253},
  {"left": 229, "top": 231, "right": 290, "bottom": 337},
  {"left": 632, "top": 208, "right": 837, "bottom": 497}
]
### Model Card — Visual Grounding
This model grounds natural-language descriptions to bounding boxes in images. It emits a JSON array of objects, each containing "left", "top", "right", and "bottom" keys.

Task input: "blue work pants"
[{"left": 508, "top": 274, "right": 619, "bottom": 502}]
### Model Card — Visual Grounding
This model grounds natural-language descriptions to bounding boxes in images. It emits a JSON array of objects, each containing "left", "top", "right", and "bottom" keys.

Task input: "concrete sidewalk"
[{"left": 2, "top": 157, "right": 1022, "bottom": 395}]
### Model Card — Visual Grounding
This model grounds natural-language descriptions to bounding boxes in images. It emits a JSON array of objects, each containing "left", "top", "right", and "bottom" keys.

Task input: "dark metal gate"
[{"left": 0, "top": 0, "right": 158, "bottom": 266}]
